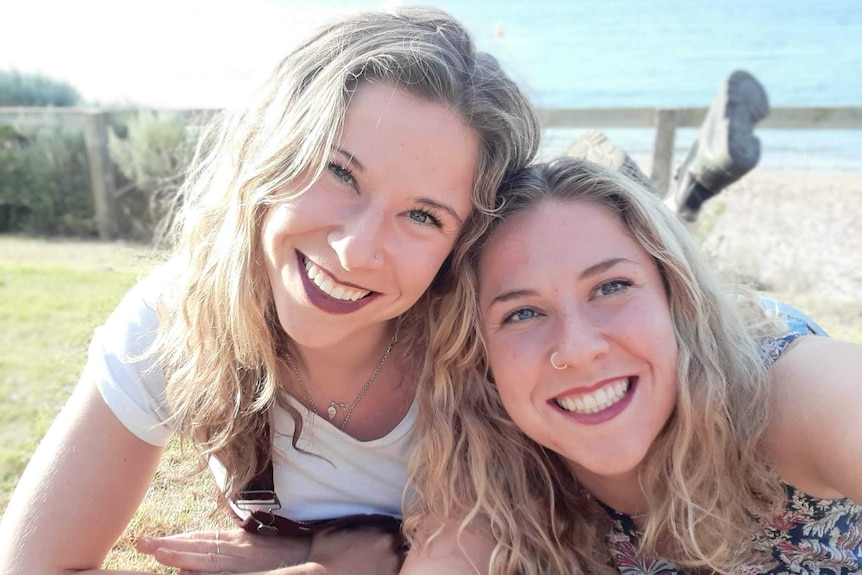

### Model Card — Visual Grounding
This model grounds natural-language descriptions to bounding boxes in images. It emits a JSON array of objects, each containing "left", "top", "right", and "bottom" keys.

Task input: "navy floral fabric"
[
  {"left": 601, "top": 334, "right": 862, "bottom": 574},
  {"left": 605, "top": 486, "right": 862, "bottom": 574}
]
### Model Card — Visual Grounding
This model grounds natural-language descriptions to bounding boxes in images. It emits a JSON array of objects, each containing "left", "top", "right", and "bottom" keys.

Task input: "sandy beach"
[
  {"left": 700, "top": 169, "right": 862, "bottom": 301},
  {"left": 695, "top": 168, "right": 862, "bottom": 342}
]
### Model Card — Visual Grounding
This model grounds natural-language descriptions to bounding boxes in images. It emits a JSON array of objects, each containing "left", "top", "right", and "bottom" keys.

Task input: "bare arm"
[
  {"left": 146, "top": 525, "right": 402, "bottom": 575},
  {"left": 401, "top": 523, "right": 494, "bottom": 575},
  {"left": 765, "top": 336, "right": 862, "bottom": 503},
  {"left": 0, "top": 378, "right": 164, "bottom": 574}
]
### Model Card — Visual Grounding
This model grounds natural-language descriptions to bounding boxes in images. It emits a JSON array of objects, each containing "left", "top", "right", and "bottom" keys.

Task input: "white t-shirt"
[{"left": 82, "top": 264, "right": 415, "bottom": 521}]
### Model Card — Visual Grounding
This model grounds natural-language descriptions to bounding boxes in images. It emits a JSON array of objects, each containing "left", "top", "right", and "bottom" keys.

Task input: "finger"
[
  {"left": 138, "top": 534, "right": 241, "bottom": 556},
  {"left": 153, "top": 528, "right": 248, "bottom": 547},
  {"left": 138, "top": 533, "right": 212, "bottom": 554},
  {"left": 143, "top": 529, "right": 242, "bottom": 544},
  {"left": 138, "top": 537, "right": 214, "bottom": 555},
  {"left": 155, "top": 530, "right": 220, "bottom": 541},
  {"left": 151, "top": 547, "right": 237, "bottom": 573}
]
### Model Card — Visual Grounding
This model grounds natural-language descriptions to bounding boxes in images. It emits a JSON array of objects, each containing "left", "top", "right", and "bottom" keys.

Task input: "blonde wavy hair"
[
  {"left": 153, "top": 6, "right": 540, "bottom": 501},
  {"left": 405, "top": 157, "right": 786, "bottom": 574}
]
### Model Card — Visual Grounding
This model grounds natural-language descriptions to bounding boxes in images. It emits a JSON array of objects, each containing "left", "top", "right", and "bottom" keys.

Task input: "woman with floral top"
[{"left": 405, "top": 157, "right": 862, "bottom": 575}]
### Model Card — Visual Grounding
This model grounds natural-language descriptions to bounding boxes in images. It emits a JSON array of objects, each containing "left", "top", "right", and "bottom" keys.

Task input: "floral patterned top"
[
  {"left": 604, "top": 334, "right": 862, "bottom": 574},
  {"left": 606, "top": 487, "right": 862, "bottom": 574}
]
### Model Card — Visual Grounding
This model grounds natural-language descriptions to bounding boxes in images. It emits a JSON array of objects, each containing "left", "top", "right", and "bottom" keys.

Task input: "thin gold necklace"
[{"left": 285, "top": 327, "right": 399, "bottom": 432}]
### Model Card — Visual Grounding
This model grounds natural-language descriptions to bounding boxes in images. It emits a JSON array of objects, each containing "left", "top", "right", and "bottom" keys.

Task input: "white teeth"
[
  {"left": 555, "top": 378, "right": 631, "bottom": 414},
  {"left": 303, "top": 258, "right": 370, "bottom": 302}
]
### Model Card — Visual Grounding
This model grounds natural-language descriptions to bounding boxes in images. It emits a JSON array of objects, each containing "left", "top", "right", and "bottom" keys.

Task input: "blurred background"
[{"left": 4, "top": 0, "right": 861, "bottom": 172}]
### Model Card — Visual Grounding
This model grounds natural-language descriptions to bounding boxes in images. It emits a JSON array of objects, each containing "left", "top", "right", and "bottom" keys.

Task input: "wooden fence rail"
[{"left": 2, "top": 106, "right": 861, "bottom": 240}]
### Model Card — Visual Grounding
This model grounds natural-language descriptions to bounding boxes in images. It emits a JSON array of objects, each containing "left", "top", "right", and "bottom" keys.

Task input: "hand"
[
  {"left": 305, "top": 524, "right": 404, "bottom": 575},
  {"left": 137, "top": 528, "right": 311, "bottom": 574}
]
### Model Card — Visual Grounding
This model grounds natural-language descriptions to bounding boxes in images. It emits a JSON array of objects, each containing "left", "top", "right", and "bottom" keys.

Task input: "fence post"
[
  {"left": 82, "top": 111, "right": 119, "bottom": 240},
  {"left": 651, "top": 108, "right": 678, "bottom": 197}
]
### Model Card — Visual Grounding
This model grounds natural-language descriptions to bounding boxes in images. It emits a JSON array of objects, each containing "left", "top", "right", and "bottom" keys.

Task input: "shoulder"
[
  {"left": 764, "top": 336, "right": 862, "bottom": 502},
  {"left": 99, "top": 260, "right": 181, "bottom": 344},
  {"left": 119, "top": 259, "right": 182, "bottom": 313},
  {"left": 80, "top": 261, "right": 182, "bottom": 445},
  {"left": 769, "top": 335, "right": 861, "bottom": 400},
  {"left": 402, "top": 521, "right": 493, "bottom": 575}
]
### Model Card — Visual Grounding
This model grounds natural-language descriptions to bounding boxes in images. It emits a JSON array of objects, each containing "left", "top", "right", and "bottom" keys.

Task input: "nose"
[
  {"left": 551, "top": 307, "right": 610, "bottom": 371},
  {"left": 328, "top": 202, "right": 387, "bottom": 271}
]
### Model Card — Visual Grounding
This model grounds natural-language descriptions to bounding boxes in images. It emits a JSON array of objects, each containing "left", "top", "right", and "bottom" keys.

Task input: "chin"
[{"left": 564, "top": 449, "right": 648, "bottom": 481}]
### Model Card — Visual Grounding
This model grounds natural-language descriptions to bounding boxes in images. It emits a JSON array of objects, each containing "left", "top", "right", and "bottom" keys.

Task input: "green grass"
[
  {"left": 0, "top": 263, "right": 140, "bottom": 494},
  {"left": 0, "top": 236, "right": 227, "bottom": 573},
  {"left": 0, "top": 236, "right": 159, "bottom": 500}
]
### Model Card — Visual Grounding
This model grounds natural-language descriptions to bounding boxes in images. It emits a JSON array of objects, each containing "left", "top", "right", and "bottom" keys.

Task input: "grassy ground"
[
  {"left": 1, "top": 235, "right": 860, "bottom": 572},
  {"left": 0, "top": 238, "right": 157, "bottom": 499},
  {"left": 0, "top": 236, "right": 228, "bottom": 573}
]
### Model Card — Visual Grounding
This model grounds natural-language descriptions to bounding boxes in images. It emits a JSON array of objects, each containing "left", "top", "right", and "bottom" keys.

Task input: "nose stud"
[
  {"left": 373, "top": 253, "right": 380, "bottom": 261},
  {"left": 550, "top": 351, "right": 568, "bottom": 370}
]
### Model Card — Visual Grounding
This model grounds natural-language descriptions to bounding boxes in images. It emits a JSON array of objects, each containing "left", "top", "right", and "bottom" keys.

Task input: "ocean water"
[
  {"left": 302, "top": 0, "right": 862, "bottom": 174},
  {"left": 9, "top": 0, "right": 857, "bottom": 172}
]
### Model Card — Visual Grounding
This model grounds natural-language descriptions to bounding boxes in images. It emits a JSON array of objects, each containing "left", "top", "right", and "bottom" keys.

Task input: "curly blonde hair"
[
  {"left": 405, "top": 158, "right": 786, "bottom": 574},
  {"left": 153, "top": 6, "right": 540, "bottom": 501}
]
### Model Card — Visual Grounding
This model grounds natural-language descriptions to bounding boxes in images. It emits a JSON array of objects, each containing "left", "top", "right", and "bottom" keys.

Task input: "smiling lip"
[
  {"left": 550, "top": 376, "right": 638, "bottom": 425},
  {"left": 296, "top": 251, "right": 378, "bottom": 315}
]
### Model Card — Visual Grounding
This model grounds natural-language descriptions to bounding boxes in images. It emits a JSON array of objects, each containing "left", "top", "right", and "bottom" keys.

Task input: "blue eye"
[
  {"left": 328, "top": 162, "right": 356, "bottom": 185},
  {"left": 594, "top": 279, "right": 633, "bottom": 297},
  {"left": 502, "top": 307, "right": 540, "bottom": 324},
  {"left": 407, "top": 208, "right": 443, "bottom": 228}
]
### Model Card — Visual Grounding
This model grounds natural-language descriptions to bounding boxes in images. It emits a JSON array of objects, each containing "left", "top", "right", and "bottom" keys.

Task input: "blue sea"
[
  {"left": 301, "top": 0, "right": 862, "bottom": 174},
  {"left": 12, "top": 0, "right": 855, "bottom": 173}
]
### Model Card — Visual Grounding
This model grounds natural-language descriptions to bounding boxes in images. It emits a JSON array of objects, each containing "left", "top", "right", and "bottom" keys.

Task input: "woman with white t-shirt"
[{"left": 0, "top": 7, "right": 540, "bottom": 574}]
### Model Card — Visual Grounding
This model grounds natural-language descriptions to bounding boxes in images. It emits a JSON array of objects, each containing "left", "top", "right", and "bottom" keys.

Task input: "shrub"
[
  {"left": 0, "top": 72, "right": 92, "bottom": 235},
  {"left": 0, "top": 70, "right": 82, "bottom": 107},
  {"left": 0, "top": 126, "right": 95, "bottom": 236},
  {"left": 109, "top": 111, "right": 196, "bottom": 240}
]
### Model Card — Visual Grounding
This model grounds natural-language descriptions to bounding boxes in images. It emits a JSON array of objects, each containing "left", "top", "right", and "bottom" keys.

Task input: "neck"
[
  {"left": 567, "top": 461, "right": 648, "bottom": 516},
  {"left": 287, "top": 321, "right": 400, "bottom": 394}
]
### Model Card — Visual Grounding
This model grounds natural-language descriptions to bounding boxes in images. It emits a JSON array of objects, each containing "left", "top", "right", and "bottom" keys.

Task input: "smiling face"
[
  {"left": 261, "top": 82, "right": 478, "bottom": 352},
  {"left": 478, "top": 199, "right": 679, "bottom": 489}
]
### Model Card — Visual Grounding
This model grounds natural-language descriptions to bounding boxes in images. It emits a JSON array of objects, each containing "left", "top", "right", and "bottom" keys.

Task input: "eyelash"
[
  {"left": 500, "top": 307, "right": 541, "bottom": 325},
  {"left": 408, "top": 207, "right": 443, "bottom": 228},
  {"left": 592, "top": 279, "right": 634, "bottom": 298},
  {"left": 328, "top": 162, "right": 356, "bottom": 186}
]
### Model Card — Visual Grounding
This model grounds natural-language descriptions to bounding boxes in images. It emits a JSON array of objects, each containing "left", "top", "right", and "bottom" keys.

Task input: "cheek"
[
  {"left": 260, "top": 205, "right": 292, "bottom": 260},
  {"left": 644, "top": 312, "right": 680, "bottom": 414},
  {"left": 396, "top": 238, "right": 456, "bottom": 289},
  {"left": 494, "top": 374, "right": 527, "bottom": 430},
  {"left": 652, "top": 308, "right": 679, "bottom": 371},
  {"left": 487, "top": 343, "right": 532, "bottom": 412},
  {"left": 260, "top": 212, "right": 282, "bottom": 276}
]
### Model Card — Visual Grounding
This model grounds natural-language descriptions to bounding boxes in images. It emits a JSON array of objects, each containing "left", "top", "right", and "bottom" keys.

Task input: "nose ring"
[{"left": 550, "top": 351, "right": 568, "bottom": 370}]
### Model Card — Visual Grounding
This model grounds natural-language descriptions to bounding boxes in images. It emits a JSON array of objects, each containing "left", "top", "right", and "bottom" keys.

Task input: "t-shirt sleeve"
[{"left": 80, "top": 266, "right": 176, "bottom": 446}]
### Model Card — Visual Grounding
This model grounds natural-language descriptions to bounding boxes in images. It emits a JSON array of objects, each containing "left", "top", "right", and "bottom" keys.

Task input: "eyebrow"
[
  {"left": 333, "top": 146, "right": 364, "bottom": 172},
  {"left": 487, "top": 257, "right": 635, "bottom": 307},
  {"left": 580, "top": 256, "right": 635, "bottom": 279},
  {"left": 331, "top": 147, "right": 465, "bottom": 226}
]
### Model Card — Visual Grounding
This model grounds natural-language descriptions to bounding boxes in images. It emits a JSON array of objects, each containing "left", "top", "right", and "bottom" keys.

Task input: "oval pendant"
[{"left": 327, "top": 404, "right": 337, "bottom": 420}]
